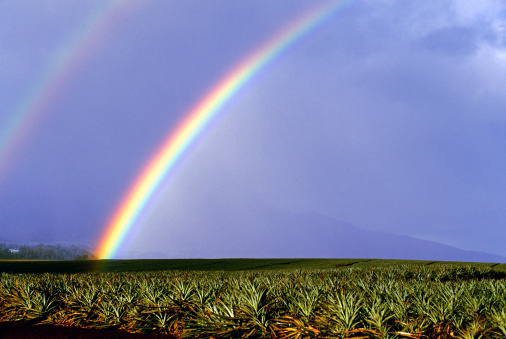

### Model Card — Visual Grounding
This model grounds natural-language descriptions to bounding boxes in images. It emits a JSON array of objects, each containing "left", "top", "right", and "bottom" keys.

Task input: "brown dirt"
[{"left": 0, "top": 322, "right": 178, "bottom": 339}]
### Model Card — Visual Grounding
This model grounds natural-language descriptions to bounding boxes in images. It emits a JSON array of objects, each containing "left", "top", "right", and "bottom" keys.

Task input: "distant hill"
[{"left": 168, "top": 206, "right": 506, "bottom": 262}]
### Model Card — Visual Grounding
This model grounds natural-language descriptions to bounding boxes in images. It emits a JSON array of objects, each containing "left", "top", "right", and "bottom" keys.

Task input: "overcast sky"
[{"left": 1, "top": 0, "right": 506, "bottom": 258}]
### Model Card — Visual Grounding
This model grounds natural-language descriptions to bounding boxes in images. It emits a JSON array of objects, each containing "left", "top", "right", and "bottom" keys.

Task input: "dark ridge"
[
  {"left": 335, "top": 261, "right": 359, "bottom": 268},
  {"left": 230, "top": 259, "right": 305, "bottom": 271},
  {"left": 1, "top": 258, "right": 505, "bottom": 274}
]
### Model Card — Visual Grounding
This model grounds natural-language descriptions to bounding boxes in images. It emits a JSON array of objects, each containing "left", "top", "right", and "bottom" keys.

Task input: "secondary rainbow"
[
  {"left": 96, "top": 0, "right": 353, "bottom": 259},
  {"left": 0, "top": 1, "right": 135, "bottom": 181}
]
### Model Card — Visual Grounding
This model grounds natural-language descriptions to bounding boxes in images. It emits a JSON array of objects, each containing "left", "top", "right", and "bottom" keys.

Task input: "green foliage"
[
  {"left": 0, "top": 243, "right": 93, "bottom": 260},
  {"left": 0, "top": 264, "right": 506, "bottom": 337}
]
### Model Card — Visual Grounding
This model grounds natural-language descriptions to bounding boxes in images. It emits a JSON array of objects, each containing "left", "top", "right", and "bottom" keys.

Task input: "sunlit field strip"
[{"left": 1, "top": 261, "right": 506, "bottom": 337}]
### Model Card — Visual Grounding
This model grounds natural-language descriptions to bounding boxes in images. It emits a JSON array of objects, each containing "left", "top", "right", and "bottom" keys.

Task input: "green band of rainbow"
[{"left": 96, "top": 0, "right": 352, "bottom": 259}]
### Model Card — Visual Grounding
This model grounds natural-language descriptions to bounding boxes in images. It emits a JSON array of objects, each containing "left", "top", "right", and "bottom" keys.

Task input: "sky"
[{"left": 1, "top": 0, "right": 506, "bottom": 259}]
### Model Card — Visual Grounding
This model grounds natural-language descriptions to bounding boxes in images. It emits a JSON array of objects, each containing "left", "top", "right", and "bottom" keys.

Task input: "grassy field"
[
  {"left": 1, "top": 258, "right": 505, "bottom": 273},
  {"left": 1, "top": 259, "right": 506, "bottom": 338}
]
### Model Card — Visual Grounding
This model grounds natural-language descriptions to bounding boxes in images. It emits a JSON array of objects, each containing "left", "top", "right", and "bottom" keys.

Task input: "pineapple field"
[{"left": 1, "top": 259, "right": 506, "bottom": 338}]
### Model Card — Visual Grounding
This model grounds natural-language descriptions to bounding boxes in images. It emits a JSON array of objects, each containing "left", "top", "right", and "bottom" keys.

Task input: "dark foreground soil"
[{"left": 0, "top": 322, "right": 177, "bottom": 339}]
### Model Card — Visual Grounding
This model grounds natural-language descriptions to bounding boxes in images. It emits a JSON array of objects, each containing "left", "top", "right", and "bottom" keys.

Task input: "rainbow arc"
[
  {"left": 0, "top": 1, "right": 135, "bottom": 180},
  {"left": 96, "top": 0, "right": 353, "bottom": 259}
]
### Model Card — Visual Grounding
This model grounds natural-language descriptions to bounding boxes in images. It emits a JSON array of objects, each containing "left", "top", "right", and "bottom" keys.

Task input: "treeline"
[{"left": 0, "top": 243, "right": 94, "bottom": 260}]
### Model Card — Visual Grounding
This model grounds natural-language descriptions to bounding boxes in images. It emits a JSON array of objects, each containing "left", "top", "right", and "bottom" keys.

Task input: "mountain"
[{"left": 178, "top": 206, "right": 506, "bottom": 262}]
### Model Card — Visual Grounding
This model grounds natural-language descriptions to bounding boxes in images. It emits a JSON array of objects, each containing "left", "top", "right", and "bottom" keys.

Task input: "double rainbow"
[{"left": 96, "top": 0, "right": 353, "bottom": 259}]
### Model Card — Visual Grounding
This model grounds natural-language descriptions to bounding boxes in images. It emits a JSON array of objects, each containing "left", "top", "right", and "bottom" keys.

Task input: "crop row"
[{"left": 1, "top": 265, "right": 506, "bottom": 338}]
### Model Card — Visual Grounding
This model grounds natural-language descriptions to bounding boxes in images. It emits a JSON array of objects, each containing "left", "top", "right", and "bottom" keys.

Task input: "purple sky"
[{"left": 1, "top": 1, "right": 506, "bottom": 259}]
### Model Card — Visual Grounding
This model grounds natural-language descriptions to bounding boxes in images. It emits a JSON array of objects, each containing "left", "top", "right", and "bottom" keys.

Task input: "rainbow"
[
  {"left": 0, "top": 1, "right": 136, "bottom": 182},
  {"left": 96, "top": 0, "right": 353, "bottom": 259}
]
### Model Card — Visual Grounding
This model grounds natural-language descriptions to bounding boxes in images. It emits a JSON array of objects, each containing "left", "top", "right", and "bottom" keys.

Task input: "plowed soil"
[{"left": 0, "top": 322, "right": 177, "bottom": 339}]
